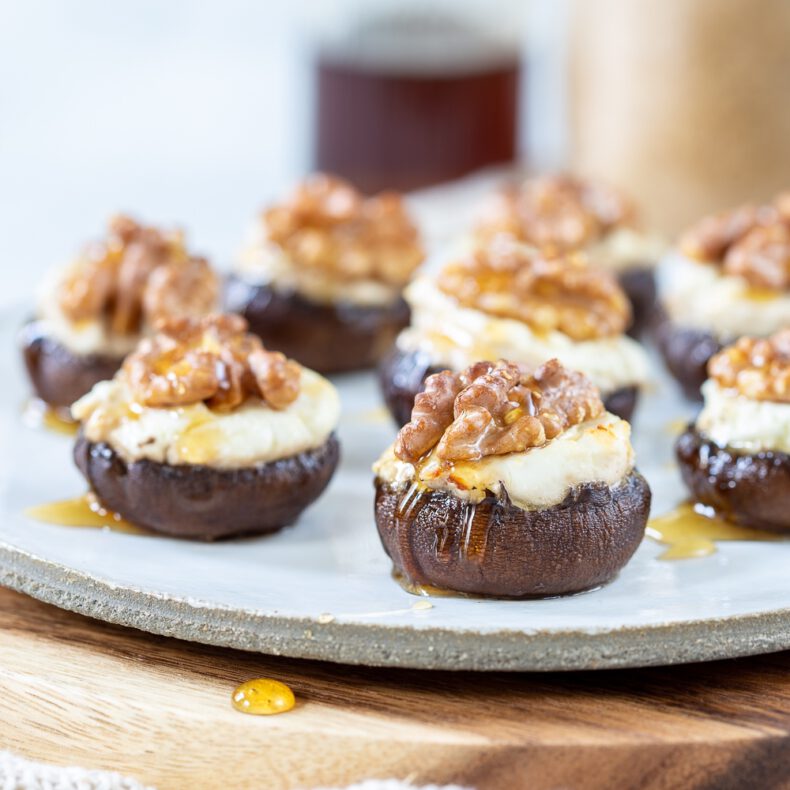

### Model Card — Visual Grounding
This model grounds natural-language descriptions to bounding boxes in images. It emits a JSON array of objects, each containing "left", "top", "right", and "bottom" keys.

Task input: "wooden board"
[{"left": 0, "top": 586, "right": 789, "bottom": 790}]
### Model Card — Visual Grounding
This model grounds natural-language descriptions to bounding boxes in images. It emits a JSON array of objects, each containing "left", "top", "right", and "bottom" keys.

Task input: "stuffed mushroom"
[
  {"left": 475, "top": 174, "right": 664, "bottom": 334},
  {"left": 71, "top": 314, "right": 340, "bottom": 540},
  {"left": 676, "top": 329, "right": 790, "bottom": 533},
  {"left": 656, "top": 193, "right": 790, "bottom": 400},
  {"left": 380, "top": 237, "right": 649, "bottom": 426},
  {"left": 21, "top": 215, "right": 219, "bottom": 410},
  {"left": 373, "top": 358, "right": 651, "bottom": 597},
  {"left": 226, "top": 173, "right": 424, "bottom": 374}
]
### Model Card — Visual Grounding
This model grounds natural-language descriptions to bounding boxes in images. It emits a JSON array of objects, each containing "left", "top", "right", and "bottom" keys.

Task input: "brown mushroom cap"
[
  {"left": 676, "top": 426, "right": 790, "bottom": 533},
  {"left": 374, "top": 471, "right": 650, "bottom": 598},
  {"left": 653, "top": 308, "right": 726, "bottom": 402},
  {"left": 225, "top": 275, "right": 410, "bottom": 374},
  {"left": 618, "top": 267, "right": 657, "bottom": 337},
  {"left": 74, "top": 432, "right": 340, "bottom": 540},
  {"left": 20, "top": 320, "right": 123, "bottom": 408},
  {"left": 378, "top": 346, "right": 638, "bottom": 427}
]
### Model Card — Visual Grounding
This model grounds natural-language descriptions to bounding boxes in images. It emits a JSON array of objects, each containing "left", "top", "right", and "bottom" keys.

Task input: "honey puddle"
[
  {"left": 356, "top": 406, "right": 391, "bottom": 424},
  {"left": 232, "top": 678, "right": 295, "bottom": 716},
  {"left": 392, "top": 569, "right": 461, "bottom": 598},
  {"left": 22, "top": 399, "right": 78, "bottom": 436},
  {"left": 664, "top": 417, "right": 689, "bottom": 436},
  {"left": 25, "top": 493, "right": 148, "bottom": 535},
  {"left": 646, "top": 502, "right": 781, "bottom": 560}
]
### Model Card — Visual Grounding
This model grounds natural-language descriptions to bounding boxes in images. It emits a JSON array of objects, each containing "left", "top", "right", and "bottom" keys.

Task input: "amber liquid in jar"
[{"left": 314, "top": 13, "right": 520, "bottom": 193}]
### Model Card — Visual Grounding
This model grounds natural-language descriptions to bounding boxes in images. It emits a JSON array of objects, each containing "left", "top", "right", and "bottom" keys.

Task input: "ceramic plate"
[{"left": 1, "top": 308, "right": 789, "bottom": 671}]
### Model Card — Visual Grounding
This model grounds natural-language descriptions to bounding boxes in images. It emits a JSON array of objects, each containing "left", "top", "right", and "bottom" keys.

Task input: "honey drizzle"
[
  {"left": 397, "top": 481, "right": 424, "bottom": 518},
  {"left": 646, "top": 502, "right": 781, "bottom": 560},
  {"left": 22, "top": 399, "right": 78, "bottom": 436},
  {"left": 25, "top": 494, "right": 147, "bottom": 535},
  {"left": 743, "top": 286, "right": 779, "bottom": 303},
  {"left": 231, "top": 678, "right": 295, "bottom": 715}
]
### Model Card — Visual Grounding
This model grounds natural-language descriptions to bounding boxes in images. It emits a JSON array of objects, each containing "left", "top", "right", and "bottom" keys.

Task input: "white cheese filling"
[
  {"left": 585, "top": 227, "right": 666, "bottom": 274},
  {"left": 696, "top": 379, "right": 790, "bottom": 454},
  {"left": 397, "top": 278, "right": 649, "bottom": 395},
  {"left": 237, "top": 227, "right": 403, "bottom": 308},
  {"left": 657, "top": 253, "right": 790, "bottom": 340},
  {"left": 72, "top": 368, "right": 341, "bottom": 469},
  {"left": 373, "top": 412, "right": 635, "bottom": 511}
]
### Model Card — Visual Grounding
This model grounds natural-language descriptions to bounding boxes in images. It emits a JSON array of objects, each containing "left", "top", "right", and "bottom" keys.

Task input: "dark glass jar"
[{"left": 313, "top": 10, "right": 521, "bottom": 193}]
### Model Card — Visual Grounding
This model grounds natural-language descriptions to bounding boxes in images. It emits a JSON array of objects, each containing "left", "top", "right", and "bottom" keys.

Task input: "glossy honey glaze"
[
  {"left": 232, "top": 678, "right": 296, "bottom": 716},
  {"left": 646, "top": 502, "right": 781, "bottom": 560},
  {"left": 22, "top": 399, "right": 78, "bottom": 436},
  {"left": 25, "top": 493, "right": 147, "bottom": 535},
  {"left": 744, "top": 286, "right": 780, "bottom": 303},
  {"left": 395, "top": 481, "right": 492, "bottom": 565},
  {"left": 391, "top": 569, "right": 461, "bottom": 598}
]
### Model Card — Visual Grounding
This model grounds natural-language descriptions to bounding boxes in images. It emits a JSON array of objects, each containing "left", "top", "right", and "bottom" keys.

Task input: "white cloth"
[
  {"left": 0, "top": 753, "right": 472, "bottom": 790},
  {"left": 0, "top": 751, "right": 152, "bottom": 790}
]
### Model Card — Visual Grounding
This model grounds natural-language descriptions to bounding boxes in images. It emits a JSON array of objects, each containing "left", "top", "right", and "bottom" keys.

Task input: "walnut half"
[
  {"left": 679, "top": 194, "right": 790, "bottom": 291},
  {"left": 476, "top": 174, "right": 635, "bottom": 252},
  {"left": 438, "top": 238, "right": 631, "bottom": 341},
  {"left": 123, "top": 314, "right": 301, "bottom": 411},
  {"left": 261, "top": 173, "right": 424, "bottom": 288},
  {"left": 708, "top": 330, "right": 790, "bottom": 403},
  {"left": 395, "top": 358, "right": 603, "bottom": 464},
  {"left": 57, "top": 215, "right": 218, "bottom": 335}
]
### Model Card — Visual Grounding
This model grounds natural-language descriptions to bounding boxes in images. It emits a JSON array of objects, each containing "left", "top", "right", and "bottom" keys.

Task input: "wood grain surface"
[{"left": 0, "top": 586, "right": 788, "bottom": 790}]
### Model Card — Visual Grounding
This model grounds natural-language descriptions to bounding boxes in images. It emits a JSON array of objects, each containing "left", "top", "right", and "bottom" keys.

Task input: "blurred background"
[{"left": 1, "top": 0, "right": 789, "bottom": 306}]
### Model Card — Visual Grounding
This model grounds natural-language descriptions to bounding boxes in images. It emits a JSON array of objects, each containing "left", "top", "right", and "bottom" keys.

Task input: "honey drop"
[
  {"left": 23, "top": 399, "right": 78, "bottom": 436},
  {"left": 232, "top": 678, "right": 296, "bottom": 716},
  {"left": 646, "top": 502, "right": 781, "bottom": 560},
  {"left": 25, "top": 493, "right": 147, "bottom": 535}
]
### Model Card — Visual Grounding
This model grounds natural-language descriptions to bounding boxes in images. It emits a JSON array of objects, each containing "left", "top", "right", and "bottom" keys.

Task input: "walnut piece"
[
  {"left": 708, "top": 330, "right": 790, "bottom": 403},
  {"left": 476, "top": 174, "right": 635, "bottom": 252},
  {"left": 679, "top": 194, "right": 790, "bottom": 291},
  {"left": 395, "top": 358, "right": 603, "bottom": 464},
  {"left": 438, "top": 238, "right": 631, "bottom": 341},
  {"left": 723, "top": 223, "right": 790, "bottom": 291},
  {"left": 58, "top": 215, "right": 218, "bottom": 335},
  {"left": 262, "top": 173, "right": 424, "bottom": 287},
  {"left": 123, "top": 314, "right": 301, "bottom": 411}
]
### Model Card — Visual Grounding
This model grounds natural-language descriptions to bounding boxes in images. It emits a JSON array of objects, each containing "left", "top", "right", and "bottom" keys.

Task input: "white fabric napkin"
[{"left": 0, "top": 752, "right": 472, "bottom": 790}]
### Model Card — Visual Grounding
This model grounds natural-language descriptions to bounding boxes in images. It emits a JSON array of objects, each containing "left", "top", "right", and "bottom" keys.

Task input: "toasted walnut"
[
  {"left": 261, "top": 173, "right": 424, "bottom": 287},
  {"left": 248, "top": 349, "right": 302, "bottom": 410},
  {"left": 143, "top": 257, "right": 220, "bottom": 327},
  {"left": 57, "top": 215, "right": 218, "bottom": 335},
  {"left": 395, "top": 358, "right": 603, "bottom": 464},
  {"left": 708, "top": 330, "right": 790, "bottom": 403},
  {"left": 679, "top": 204, "right": 778, "bottom": 262},
  {"left": 123, "top": 314, "right": 301, "bottom": 411},
  {"left": 476, "top": 175, "right": 634, "bottom": 252},
  {"left": 723, "top": 223, "right": 790, "bottom": 291},
  {"left": 438, "top": 238, "right": 631, "bottom": 341},
  {"left": 394, "top": 361, "right": 492, "bottom": 462},
  {"left": 679, "top": 194, "right": 790, "bottom": 291},
  {"left": 58, "top": 250, "right": 118, "bottom": 323}
]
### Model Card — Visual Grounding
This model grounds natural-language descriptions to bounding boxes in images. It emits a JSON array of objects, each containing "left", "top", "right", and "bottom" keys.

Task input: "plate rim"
[{"left": 2, "top": 539, "right": 789, "bottom": 672}]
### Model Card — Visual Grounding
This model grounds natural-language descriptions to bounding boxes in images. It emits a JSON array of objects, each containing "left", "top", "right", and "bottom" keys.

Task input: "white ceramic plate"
[{"left": 1, "top": 307, "right": 789, "bottom": 671}]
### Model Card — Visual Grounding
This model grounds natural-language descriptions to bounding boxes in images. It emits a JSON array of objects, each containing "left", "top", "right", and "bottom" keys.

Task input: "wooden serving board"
[{"left": 0, "top": 586, "right": 789, "bottom": 790}]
